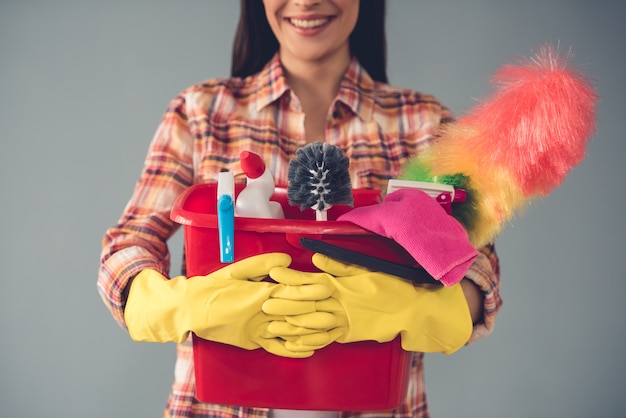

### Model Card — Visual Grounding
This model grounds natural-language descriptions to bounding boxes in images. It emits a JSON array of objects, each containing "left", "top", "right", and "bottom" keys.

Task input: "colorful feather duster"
[{"left": 401, "top": 44, "right": 598, "bottom": 248}]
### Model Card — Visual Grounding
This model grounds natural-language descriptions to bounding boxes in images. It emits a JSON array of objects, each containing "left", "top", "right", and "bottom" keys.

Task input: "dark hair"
[{"left": 231, "top": 0, "right": 388, "bottom": 83}]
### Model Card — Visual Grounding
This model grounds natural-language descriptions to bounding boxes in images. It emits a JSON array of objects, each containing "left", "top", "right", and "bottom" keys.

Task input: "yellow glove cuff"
[{"left": 399, "top": 283, "right": 472, "bottom": 354}]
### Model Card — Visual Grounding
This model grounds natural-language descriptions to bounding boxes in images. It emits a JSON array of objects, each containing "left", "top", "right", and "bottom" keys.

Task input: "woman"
[{"left": 98, "top": 1, "right": 502, "bottom": 417}]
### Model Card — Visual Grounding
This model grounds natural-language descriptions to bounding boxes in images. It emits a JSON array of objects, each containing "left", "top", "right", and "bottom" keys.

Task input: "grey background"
[{"left": 1, "top": 1, "right": 625, "bottom": 417}]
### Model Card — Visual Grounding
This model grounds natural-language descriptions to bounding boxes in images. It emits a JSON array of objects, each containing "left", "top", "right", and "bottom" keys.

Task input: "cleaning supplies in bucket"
[{"left": 170, "top": 183, "right": 412, "bottom": 410}]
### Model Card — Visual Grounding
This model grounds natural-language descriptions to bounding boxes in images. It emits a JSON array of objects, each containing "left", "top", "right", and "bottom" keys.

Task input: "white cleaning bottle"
[{"left": 235, "top": 151, "right": 285, "bottom": 219}]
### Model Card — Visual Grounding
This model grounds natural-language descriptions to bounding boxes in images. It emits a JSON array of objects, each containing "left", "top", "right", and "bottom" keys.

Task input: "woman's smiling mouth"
[{"left": 287, "top": 16, "right": 334, "bottom": 29}]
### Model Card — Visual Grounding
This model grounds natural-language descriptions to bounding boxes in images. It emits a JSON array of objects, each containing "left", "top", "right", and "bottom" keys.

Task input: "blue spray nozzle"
[{"left": 217, "top": 172, "right": 235, "bottom": 263}]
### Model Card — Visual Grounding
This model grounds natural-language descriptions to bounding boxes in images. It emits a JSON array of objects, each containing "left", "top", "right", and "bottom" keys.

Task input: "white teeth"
[{"left": 289, "top": 18, "right": 330, "bottom": 29}]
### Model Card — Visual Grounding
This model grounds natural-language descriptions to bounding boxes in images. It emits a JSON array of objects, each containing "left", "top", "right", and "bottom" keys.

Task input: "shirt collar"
[
  {"left": 253, "top": 53, "right": 375, "bottom": 122},
  {"left": 335, "top": 56, "right": 375, "bottom": 122},
  {"left": 254, "top": 54, "right": 290, "bottom": 112}
]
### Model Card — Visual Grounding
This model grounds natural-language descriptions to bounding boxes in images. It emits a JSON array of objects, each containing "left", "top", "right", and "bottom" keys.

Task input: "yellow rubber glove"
[
  {"left": 264, "top": 253, "right": 473, "bottom": 354},
  {"left": 264, "top": 297, "right": 344, "bottom": 353},
  {"left": 124, "top": 253, "right": 334, "bottom": 358}
]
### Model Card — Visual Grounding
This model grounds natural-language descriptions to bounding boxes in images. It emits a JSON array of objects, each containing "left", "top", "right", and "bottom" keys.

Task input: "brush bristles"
[{"left": 287, "top": 142, "right": 354, "bottom": 212}]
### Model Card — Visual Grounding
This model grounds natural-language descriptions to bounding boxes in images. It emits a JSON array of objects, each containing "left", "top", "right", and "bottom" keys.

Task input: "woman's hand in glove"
[
  {"left": 123, "top": 253, "right": 335, "bottom": 358},
  {"left": 264, "top": 253, "right": 473, "bottom": 354}
]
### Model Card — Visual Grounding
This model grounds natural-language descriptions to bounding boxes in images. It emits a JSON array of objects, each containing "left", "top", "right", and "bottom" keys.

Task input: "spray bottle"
[
  {"left": 235, "top": 151, "right": 285, "bottom": 219},
  {"left": 216, "top": 170, "right": 235, "bottom": 262}
]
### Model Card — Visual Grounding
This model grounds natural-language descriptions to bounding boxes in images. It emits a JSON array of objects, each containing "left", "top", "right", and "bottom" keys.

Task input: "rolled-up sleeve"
[{"left": 464, "top": 242, "right": 502, "bottom": 343}]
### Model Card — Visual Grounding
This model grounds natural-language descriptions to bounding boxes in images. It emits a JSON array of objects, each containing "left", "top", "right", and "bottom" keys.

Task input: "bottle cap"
[{"left": 240, "top": 151, "right": 266, "bottom": 179}]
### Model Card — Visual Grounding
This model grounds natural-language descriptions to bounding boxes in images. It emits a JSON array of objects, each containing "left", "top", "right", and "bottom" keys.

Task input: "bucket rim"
[{"left": 170, "top": 183, "right": 376, "bottom": 235}]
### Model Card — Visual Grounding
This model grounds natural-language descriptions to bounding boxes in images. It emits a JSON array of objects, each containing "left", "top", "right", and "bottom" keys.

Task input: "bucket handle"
[{"left": 285, "top": 232, "right": 323, "bottom": 249}]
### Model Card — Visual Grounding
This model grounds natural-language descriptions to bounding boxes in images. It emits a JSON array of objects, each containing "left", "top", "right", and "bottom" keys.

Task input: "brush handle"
[
  {"left": 315, "top": 210, "right": 328, "bottom": 221},
  {"left": 299, "top": 238, "right": 441, "bottom": 286}
]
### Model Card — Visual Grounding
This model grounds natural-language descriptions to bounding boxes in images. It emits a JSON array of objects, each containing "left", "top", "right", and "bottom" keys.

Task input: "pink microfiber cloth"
[{"left": 337, "top": 188, "right": 479, "bottom": 286}]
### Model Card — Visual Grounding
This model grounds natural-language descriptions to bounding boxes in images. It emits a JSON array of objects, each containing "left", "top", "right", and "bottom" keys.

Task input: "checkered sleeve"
[
  {"left": 464, "top": 242, "right": 502, "bottom": 343},
  {"left": 97, "top": 94, "right": 195, "bottom": 329}
]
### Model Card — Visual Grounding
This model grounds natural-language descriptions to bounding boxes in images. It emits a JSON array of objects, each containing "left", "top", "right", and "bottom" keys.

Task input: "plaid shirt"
[{"left": 98, "top": 54, "right": 502, "bottom": 418}]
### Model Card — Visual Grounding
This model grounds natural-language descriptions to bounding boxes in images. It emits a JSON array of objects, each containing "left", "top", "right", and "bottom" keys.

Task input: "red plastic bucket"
[{"left": 171, "top": 184, "right": 414, "bottom": 411}]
